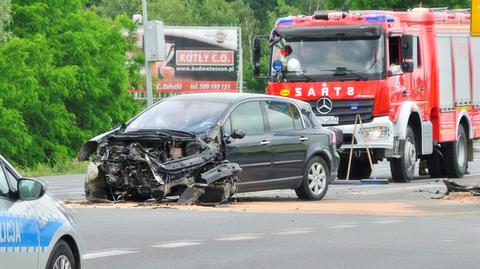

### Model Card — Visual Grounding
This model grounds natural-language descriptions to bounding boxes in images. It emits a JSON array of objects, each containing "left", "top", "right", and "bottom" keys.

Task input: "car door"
[
  {"left": 262, "top": 100, "right": 308, "bottom": 182},
  {"left": 223, "top": 101, "right": 272, "bottom": 187},
  {"left": 0, "top": 160, "right": 39, "bottom": 268}
]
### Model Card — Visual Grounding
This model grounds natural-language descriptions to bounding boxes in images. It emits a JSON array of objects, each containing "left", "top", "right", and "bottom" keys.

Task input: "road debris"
[{"left": 443, "top": 179, "right": 480, "bottom": 196}]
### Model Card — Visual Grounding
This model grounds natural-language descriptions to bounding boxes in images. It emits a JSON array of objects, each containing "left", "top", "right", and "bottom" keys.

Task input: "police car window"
[
  {"left": 4, "top": 168, "right": 17, "bottom": 192},
  {"left": 0, "top": 164, "right": 10, "bottom": 197},
  {"left": 229, "top": 101, "right": 265, "bottom": 135}
]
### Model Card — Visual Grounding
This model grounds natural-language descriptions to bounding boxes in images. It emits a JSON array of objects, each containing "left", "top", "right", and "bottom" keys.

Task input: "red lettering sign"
[{"left": 176, "top": 50, "right": 234, "bottom": 66}]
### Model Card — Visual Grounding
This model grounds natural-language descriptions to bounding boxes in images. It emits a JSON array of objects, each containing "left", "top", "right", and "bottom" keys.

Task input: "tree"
[
  {"left": 0, "top": 0, "right": 11, "bottom": 43},
  {"left": 0, "top": 0, "right": 139, "bottom": 166}
]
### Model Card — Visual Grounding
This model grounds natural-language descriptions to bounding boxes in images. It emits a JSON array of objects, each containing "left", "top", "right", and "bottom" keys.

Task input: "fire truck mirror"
[
  {"left": 401, "top": 35, "right": 414, "bottom": 59},
  {"left": 252, "top": 36, "right": 263, "bottom": 77},
  {"left": 401, "top": 61, "right": 414, "bottom": 73}
]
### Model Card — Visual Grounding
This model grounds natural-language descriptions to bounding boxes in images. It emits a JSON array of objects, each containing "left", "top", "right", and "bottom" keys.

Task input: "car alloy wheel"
[
  {"left": 308, "top": 162, "right": 327, "bottom": 195},
  {"left": 53, "top": 255, "right": 72, "bottom": 269}
]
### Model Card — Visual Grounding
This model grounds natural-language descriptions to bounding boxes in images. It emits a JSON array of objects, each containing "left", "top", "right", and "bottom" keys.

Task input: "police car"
[{"left": 0, "top": 155, "right": 82, "bottom": 269}]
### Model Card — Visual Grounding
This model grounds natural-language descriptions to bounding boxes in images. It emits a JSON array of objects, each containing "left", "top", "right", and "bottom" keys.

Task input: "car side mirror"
[
  {"left": 18, "top": 178, "right": 46, "bottom": 200},
  {"left": 231, "top": 129, "right": 246, "bottom": 139},
  {"left": 401, "top": 61, "right": 414, "bottom": 73}
]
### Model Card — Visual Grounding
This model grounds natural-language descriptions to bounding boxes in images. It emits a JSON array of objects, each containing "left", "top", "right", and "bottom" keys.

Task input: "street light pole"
[{"left": 142, "top": 0, "right": 154, "bottom": 106}]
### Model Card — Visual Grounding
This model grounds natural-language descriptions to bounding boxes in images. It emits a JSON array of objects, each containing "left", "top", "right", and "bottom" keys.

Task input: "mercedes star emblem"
[{"left": 316, "top": 97, "right": 333, "bottom": 114}]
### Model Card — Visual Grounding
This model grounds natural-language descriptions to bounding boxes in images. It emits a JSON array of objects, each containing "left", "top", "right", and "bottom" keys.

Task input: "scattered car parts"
[{"left": 443, "top": 179, "right": 480, "bottom": 196}]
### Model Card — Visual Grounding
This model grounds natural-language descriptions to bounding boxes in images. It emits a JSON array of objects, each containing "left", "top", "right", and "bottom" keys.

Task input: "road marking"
[
  {"left": 83, "top": 249, "right": 139, "bottom": 260},
  {"left": 370, "top": 219, "right": 404, "bottom": 224},
  {"left": 327, "top": 224, "right": 359, "bottom": 229},
  {"left": 151, "top": 241, "right": 205, "bottom": 248},
  {"left": 215, "top": 234, "right": 262, "bottom": 241},
  {"left": 273, "top": 229, "right": 314, "bottom": 235}
]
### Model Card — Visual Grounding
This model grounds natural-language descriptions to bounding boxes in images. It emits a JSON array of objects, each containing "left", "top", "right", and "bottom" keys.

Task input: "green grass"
[{"left": 18, "top": 159, "right": 88, "bottom": 177}]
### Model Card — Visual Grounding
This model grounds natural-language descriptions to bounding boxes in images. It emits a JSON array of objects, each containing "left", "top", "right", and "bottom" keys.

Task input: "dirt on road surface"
[
  {"left": 62, "top": 198, "right": 428, "bottom": 216},
  {"left": 439, "top": 192, "right": 480, "bottom": 203}
]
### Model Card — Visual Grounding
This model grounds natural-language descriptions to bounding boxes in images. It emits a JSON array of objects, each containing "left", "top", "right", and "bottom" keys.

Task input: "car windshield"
[
  {"left": 125, "top": 99, "right": 229, "bottom": 135},
  {"left": 271, "top": 36, "right": 385, "bottom": 81}
]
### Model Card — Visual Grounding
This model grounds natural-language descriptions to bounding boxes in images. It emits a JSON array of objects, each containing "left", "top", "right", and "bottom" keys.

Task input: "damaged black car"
[{"left": 79, "top": 93, "right": 340, "bottom": 204}]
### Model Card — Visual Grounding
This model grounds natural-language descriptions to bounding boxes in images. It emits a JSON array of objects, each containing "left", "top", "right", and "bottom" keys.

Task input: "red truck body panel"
[{"left": 268, "top": 9, "right": 479, "bottom": 147}]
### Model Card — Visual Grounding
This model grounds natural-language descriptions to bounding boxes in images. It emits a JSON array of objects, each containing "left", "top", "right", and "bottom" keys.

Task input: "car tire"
[
  {"left": 337, "top": 156, "right": 348, "bottom": 179},
  {"left": 295, "top": 156, "right": 329, "bottom": 200},
  {"left": 46, "top": 240, "right": 77, "bottom": 269},
  {"left": 338, "top": 156, "right": 371, "bottom": 180},
  {"left": 443, "top": 124, "right": 467, "bottom": 178},
  {"left": 351, "top": 160, "right": 372, "bottom": 179},
  {"left": 390, "top": 126, "right": 416, "bottom": 183},
  {"left": 427, "top": 148, "right": 445, "bottom": 178}
]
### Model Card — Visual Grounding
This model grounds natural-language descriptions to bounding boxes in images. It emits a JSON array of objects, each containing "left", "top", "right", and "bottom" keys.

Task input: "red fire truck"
[{"left": 252, "top": 8, "right": 480, "bottom": 182}]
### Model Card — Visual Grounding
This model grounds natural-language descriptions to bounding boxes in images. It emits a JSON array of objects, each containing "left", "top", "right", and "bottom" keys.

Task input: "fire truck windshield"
[{"left": 271, "top": 36, "right": 385, "bottom": 82}]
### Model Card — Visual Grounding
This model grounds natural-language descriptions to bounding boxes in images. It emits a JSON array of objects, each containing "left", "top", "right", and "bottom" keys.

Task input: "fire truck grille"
[{"left": 308, "top": 99, "right": 374, "bottom": 126}]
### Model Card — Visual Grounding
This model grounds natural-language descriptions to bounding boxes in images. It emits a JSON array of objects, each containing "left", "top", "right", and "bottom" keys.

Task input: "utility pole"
[{"left": 142, "top": 0, "right": 154, "bottom": 107}]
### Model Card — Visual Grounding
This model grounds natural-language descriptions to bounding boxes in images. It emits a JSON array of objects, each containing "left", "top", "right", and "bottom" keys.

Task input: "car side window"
[
  {"left": 0, "top": 164, "right": 10, "bottom": 197},
  {"left": 302, "top": 112, "right": 314, "bottom": 128},
  {"left": 4, "top": 167, "right": 17, "bottom": 192},
  {"left": 223, "top": 116, "right": 233, "bottom": 137},
  {"left": 289, "top": 104, "right": 303, "bottom": 129},
  {"left": 227, "top": 101, "right": 265, "bottom": 136},
  {"left": 264, "top": 101, "right": 303, "bottom": 132}
]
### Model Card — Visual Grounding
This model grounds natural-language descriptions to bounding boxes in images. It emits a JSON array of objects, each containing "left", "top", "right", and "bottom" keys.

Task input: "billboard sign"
[{"left": 131, "top": 26, "right": 242, "bottom": 97}]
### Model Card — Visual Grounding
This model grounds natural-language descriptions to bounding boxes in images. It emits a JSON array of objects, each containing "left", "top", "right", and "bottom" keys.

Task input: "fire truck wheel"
[
  {"left": 443, "top": 124, "right": 467, "bottom": 178},
  {"left": 427, "top": 148, "right": 445, "bottom": 178},
  {"left": 390, "top": 126, "right": 416, "bottom": 182},
  {"left": 337, "top": 157, "right": 371, "bottom": 179}
]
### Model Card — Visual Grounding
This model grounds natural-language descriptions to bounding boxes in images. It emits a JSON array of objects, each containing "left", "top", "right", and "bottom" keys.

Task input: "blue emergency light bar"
[
  {"left": 276, "top": 17, "right": 295, "bottom": 26},
  {"left": 365, "top": 14, "right": 395, "bottom": 23}
]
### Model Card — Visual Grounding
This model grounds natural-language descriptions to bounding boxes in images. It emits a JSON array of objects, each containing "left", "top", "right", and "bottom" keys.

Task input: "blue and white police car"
[{"left": 0, "top": 155, "right": 82, "bottom": 269}]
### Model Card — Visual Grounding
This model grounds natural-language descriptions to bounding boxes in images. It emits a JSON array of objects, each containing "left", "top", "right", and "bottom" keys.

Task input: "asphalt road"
[{"left": 37, "top": 156, "right": 480, "bottom": 269}]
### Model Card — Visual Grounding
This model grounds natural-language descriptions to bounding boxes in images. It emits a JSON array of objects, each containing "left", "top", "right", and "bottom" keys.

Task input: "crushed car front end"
[{"left": 79, "top": 96, "right": 242, "bottom": 204}]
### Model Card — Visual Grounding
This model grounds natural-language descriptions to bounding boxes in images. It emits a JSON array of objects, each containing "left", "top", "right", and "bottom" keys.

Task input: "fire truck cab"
[{"left": 252, "top": 8, "right": 480, "bottom": 182}]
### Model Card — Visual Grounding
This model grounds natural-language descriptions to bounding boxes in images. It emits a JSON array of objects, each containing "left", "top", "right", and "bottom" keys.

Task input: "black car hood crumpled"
[{"left": 79, "top": 127, "right": 241, "bottom": 205}]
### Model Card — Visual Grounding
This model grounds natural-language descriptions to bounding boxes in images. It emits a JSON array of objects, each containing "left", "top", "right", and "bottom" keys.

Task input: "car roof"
[{"left": 164, "top": 92, "right": 310, "bottom": 107}]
